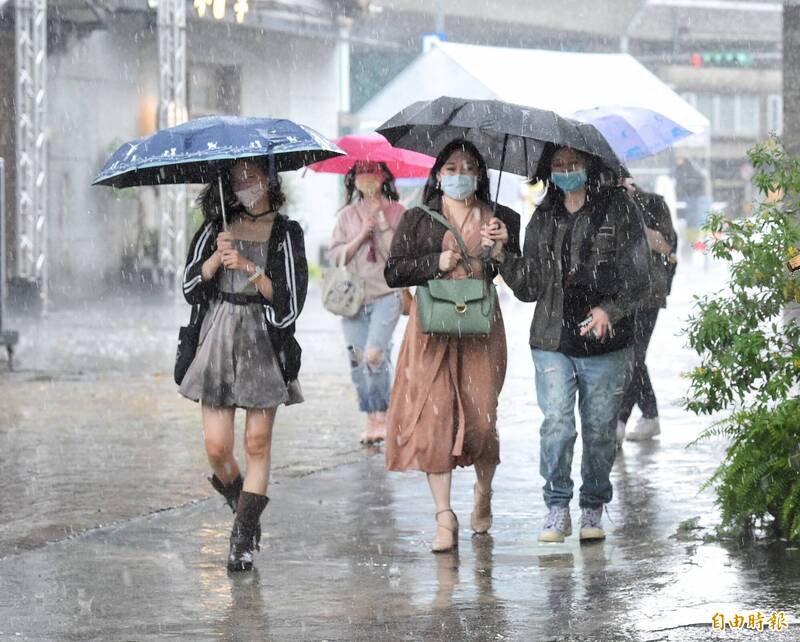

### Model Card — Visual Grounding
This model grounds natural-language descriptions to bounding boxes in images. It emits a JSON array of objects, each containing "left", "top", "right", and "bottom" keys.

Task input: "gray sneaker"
[
  {"left": 539, "top": 506, "right": 572, "bottom": 543},
  {"left": 579, "top": 506, "right": 606, "bottom": 541}
]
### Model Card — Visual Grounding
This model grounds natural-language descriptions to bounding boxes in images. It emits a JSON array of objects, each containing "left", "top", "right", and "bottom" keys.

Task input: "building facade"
[
  {"left": 1, "top": 0, "right": 354, "bottom": 304},
  {"left": 348, "top": 0, "right": 783, "bottom": 218}
]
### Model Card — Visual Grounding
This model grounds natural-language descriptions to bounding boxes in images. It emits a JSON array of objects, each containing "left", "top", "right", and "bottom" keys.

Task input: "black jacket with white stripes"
[{"left": 182, "top": 214, "right": 308, "bottom": 383}]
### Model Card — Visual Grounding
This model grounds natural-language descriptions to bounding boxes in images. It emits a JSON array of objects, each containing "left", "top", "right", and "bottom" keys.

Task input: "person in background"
[
  {"left": 616, "top": 179, "right": 678, "bottom": 443},
  {"left": 483, "top": 144, "right": 649, "bottom": 543},
  {"left": 328, "top": 161, "right": 406, "bottom": 445}
]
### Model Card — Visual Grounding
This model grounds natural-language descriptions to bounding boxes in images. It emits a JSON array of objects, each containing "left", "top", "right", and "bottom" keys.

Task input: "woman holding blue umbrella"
[
  {"left": 94, "top": 116, "right": 341, "bottom": 572},
  {"left": 179, "top": 157, "right": 307, "bottom": 572}
]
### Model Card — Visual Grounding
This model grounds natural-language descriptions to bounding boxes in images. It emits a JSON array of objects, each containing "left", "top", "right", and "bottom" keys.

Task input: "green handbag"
[{"left": 415, "top": 207, "right": 496, "bottom": 337}]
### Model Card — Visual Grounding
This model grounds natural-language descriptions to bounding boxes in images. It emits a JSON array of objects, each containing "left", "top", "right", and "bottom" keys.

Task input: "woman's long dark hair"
[
  {"left": 422, "top": 139, "right": 492, "bottom": 205},
  {"left": 343, "top": 161, "right": 400, "bottom": 205},
  {"left": 197, "top": 157, "right": 287, "bottom": 225}
]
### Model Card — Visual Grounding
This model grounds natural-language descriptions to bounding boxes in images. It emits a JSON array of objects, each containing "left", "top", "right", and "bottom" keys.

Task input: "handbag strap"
[{"left": 417, "top": 205, "right": 475, "bottom": 275}]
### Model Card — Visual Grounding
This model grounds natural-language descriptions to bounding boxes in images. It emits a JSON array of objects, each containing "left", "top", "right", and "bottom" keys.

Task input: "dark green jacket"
[{"left": 498, "top": 186, "right": 651, "bottom": 353}]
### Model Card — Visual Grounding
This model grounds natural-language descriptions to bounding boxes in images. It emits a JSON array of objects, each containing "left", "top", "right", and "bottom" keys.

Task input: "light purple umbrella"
[{"left": 571, "top": 105, "right": 694, "bottom": 162}]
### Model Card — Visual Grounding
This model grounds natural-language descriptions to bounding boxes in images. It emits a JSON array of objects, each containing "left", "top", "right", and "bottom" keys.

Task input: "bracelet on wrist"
[{"left": 248, "top": 266, "right": 265, "bottom": 284}]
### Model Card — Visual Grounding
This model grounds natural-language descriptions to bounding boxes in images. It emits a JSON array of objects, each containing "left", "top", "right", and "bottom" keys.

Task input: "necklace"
[{"left": 240, "top": 209, "right": 278, "bottom": 222}]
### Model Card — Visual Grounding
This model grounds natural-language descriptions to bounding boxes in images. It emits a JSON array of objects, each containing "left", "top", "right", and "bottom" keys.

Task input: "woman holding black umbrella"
[
  {"left": 482, "top": 144, "right": 649, "bottom": 544},
  {"left": 384, "top": 139, "right": 521, "bottom": 553},
  {"left": 179, "top": 158, "right": 308, "bottom": 572}
]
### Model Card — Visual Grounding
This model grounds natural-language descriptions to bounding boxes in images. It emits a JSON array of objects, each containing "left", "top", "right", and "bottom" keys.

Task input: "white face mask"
[
  {"left": 235, "top": 184, "right": 267, "bottom": 210},
  {"left": 441, "top": 174, "right": 478, "bottom": 200}
]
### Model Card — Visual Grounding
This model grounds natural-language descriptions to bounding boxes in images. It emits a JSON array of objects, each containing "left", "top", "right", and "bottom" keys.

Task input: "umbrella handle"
[{"left": 218, "top": 175, "right": 228, "bottom": 230}]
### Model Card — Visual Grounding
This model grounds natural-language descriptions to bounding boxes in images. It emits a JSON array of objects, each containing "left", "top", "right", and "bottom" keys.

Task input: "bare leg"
[
  {"left": 202, "top": 404, "right": 240, "bottom": 484},
  {"left": 472, "top": 461, "right": 496, "bottom": 534},
  {"left": 365, "top": 346, "right": 388, "bottom": 442},
  {"left": 474, "top": 461, "right": 496, "bottom": 495},
  {"left": 427, "top": 471, "right": 458, "bottom": 552},
  {"left": 243, "top": 407, "right": 276, "bottom": 496}
]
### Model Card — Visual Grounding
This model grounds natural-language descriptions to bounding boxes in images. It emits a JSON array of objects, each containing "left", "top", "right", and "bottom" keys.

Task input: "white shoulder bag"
[{"left": 321, "top": 252, "right": 365, "bottom": 317}]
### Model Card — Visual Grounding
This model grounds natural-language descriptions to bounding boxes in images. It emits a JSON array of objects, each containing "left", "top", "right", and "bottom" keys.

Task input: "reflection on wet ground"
[
  {"left": 0, "top": 266, "right": 799, "bottom": 639},
  {"left": 0, "top": 453, "right": 797, "bottom": 640}
]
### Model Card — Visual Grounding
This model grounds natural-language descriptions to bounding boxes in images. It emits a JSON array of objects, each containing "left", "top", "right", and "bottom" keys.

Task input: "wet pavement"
[{"left": 1, "top": 258, "right": 799, "bottom": 640}]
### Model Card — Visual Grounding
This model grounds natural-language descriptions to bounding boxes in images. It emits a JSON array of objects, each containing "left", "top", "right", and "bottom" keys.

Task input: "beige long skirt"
[{"left": 385, "top": 300, "right": 506, "bottom": 473}]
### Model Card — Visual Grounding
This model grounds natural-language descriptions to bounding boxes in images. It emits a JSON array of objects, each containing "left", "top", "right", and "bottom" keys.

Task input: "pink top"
[{"left": 329, "top": 198, "right": 406, "bottom": 304}]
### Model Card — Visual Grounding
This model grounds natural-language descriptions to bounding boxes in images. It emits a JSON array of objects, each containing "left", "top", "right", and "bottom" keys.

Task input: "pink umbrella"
[{"left": 308, "top": 133, "right": 435, "bottom": 178}]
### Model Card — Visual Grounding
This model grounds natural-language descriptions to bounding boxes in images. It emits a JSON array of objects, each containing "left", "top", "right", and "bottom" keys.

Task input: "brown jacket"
[{"left": 385, "top": 197, "right": 522, "bottom": 288}]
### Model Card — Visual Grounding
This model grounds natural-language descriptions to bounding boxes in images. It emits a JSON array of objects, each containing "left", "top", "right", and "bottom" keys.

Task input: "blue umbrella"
[
  {"left": 93, "top": 116, "right": 344, "bottom": 227},
  {"left": 571, "top": 105, "right": 694, "bottom": 162},
  {"left": 93, "top": 116, "right": 344, "bottom": 188}
]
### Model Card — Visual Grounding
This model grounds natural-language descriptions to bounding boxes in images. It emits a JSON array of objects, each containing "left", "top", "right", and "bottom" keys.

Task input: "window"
[
  {"left": 682, "top": 92, "right": 761, "bottom": 138},
  {"left": 736, "top": 95, "right": 760, "bottom": 137},
  {"left": 188, "top": 64, "right": 241, "bottom": 118},
  {"left": 767, "top": 94, "right": 783, "bottom": 135},
  {"left": 697, "top": 94, "right": 717, "bottom": 129}
]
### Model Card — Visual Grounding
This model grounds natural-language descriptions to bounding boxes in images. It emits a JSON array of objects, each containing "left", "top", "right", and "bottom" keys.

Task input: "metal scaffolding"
[
  {"left": 15, "top": 0, "right": 48, "bottom": 304},
  {"left": 157, "top": 0, "right": 188, "bottom": 286}
]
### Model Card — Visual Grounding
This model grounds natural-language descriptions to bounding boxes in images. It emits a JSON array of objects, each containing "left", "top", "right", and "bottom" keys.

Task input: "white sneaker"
[
  {"left": 616, "top": 420, "right": 626, "bottom": 447},
  {"left": 579, "top": 506, "right": 606, "bottom": 541},
  {"left": 625, "top": 416, "right": 661, "bottom": 441},
  {"left": 539, "top": 506, "right": 572, "bottom": 543}
]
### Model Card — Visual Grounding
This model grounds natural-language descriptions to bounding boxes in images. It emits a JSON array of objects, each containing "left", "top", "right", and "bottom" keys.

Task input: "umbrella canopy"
[
  {"left": 377, "top": 96, "right": 622, "bottom": 177},
  {"left": 92, "top": 116, "right": 345, "bottom": 188},
  {"left": 308, "top": 133, "right": 435, "bottom": 178},
  {"left": 571, "top": 105, "right": 694, "bottom": 162}
]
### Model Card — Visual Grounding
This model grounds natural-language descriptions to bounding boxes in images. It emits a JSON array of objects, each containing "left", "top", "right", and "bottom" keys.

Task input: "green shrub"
[{"left": 684, "top": 137, "right": 800, "bottom": 540}]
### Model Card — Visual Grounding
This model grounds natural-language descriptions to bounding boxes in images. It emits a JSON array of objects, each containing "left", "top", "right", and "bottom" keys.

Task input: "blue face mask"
[
  {"left": 551, "top": 169, "right": 588, "bottom": 193},
  {"left": 440, "top": 174, "right": 478, "bottom": 200}
]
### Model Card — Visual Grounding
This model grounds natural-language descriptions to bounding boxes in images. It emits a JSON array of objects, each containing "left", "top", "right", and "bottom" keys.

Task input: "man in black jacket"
[{"left": 483, "top": 146, "right": 650, "bottom": 543}]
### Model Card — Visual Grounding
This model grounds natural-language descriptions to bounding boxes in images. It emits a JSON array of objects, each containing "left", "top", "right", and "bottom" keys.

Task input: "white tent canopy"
[{"left": 358, "top": 41, "right": 710, "bottom": 147}]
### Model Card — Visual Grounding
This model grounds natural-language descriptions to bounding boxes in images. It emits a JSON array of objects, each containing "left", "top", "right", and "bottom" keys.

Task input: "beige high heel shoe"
[
  {"left": 432, "top": 509, "right": 459, "bottom": 553},
  {"left": 471, "top": 484, "right": 493, "bottom": 534}
]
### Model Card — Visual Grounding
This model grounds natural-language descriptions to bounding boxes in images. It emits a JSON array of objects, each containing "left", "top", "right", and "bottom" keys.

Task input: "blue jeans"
[
  {"left": 532, "top": 347, "right": 633, "bottom": 509},
  {"left": 341, "top": 292, "right": 402, "bottom": 413}
]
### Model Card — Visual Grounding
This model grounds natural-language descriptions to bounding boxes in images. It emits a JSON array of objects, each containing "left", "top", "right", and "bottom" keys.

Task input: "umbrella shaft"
[{"left": 219, "top": 175, "right": 228, "bottom": 230}]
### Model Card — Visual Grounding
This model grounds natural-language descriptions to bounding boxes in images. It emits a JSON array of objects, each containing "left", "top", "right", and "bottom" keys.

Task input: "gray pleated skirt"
[{"left": 179, "top": 300, "right": 304, "bottom": 409}]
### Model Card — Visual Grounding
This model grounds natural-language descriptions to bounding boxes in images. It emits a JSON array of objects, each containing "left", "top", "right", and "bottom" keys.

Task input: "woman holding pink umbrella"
[
  {"left": 316, "top": 134, "right": 433, "bottom": 446},
  {"left": 328, "top": 159, "right": 407, "bottom": 445}
]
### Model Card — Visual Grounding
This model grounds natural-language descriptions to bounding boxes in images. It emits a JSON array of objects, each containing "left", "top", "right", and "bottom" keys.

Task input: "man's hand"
[{"left": 581, "top": 307, "right": 612, "bottom": 341}]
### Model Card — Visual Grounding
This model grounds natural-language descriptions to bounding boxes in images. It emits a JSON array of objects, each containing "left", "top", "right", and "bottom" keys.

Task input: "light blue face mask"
[
  {"left": 440, "top": 174, "right": 478, "bottom": 200},
  {"left": 551, "top": 169, "right": 588, "bottom": 193}
]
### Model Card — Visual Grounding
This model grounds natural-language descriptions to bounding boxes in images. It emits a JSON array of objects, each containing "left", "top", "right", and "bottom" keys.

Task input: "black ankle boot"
[
  {"left": 208, "top": 474, "right": 243, "bottom": 513},
  {"left": 228, "top": 491, "right": 269, "bottom": 572}
]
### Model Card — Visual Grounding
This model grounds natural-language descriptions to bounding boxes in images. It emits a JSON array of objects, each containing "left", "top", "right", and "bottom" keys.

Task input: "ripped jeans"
[
  {"left": 341, "top": 292, "right": 402, "bottom": 413},
  {"left": 532, "top": 347, "right": 633, "bottom": 509}
]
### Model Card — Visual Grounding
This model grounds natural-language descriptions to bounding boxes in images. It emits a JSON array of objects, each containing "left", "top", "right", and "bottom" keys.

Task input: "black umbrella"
[
  {"left": 377, "top": 96, "right": 621, "bottom": 174},
  {"left": 377, "top": 96, "right": 624, "bottom": 208}
]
